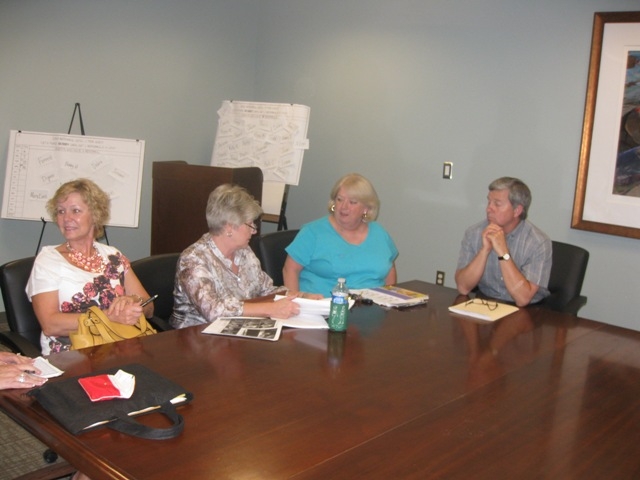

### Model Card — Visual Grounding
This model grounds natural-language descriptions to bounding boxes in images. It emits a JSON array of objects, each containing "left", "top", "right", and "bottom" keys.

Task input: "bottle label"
[{"left": 331, "top": 294, "right": 348, "bottom": 305}]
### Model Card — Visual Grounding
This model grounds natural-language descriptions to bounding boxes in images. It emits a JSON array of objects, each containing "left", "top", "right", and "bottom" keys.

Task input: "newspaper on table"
[{"left": 202, "top": 317, "right": 282, "bottom": 341}]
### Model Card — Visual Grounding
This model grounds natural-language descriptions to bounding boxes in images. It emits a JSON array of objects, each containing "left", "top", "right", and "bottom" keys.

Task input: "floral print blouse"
[{"left": 26, "top": 244, "right": 130, "bottom": 354}]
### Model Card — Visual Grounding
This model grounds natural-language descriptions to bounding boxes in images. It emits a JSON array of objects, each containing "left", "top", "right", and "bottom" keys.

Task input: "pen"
[{"left": 140, "top": 294, "right": 159, "bottom": 307}]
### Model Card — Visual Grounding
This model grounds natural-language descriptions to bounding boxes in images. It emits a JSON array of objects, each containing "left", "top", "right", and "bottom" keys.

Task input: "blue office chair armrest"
[
  {"left": 0, "top": 331, "right": 41, "bottom": 357},
  {"left": 148, "top": 315, "right": 174, "bottom": 332}
]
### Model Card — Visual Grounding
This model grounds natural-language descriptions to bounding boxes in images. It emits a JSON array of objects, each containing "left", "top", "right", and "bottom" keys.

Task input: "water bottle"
[{"left": 328, "top": 278, "right": 349, "bottom": 332}]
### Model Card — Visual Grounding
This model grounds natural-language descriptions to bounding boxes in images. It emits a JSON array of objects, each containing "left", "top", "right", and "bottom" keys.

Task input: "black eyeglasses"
[
  {"left": 465, "top": 298, "right": 498, "bottom": 311},
  {"left": 244, "top": 222, "right": 258, "bottom": 232}
]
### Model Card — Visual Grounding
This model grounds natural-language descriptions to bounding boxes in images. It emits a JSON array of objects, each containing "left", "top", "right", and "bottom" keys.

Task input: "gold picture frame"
[{"left": 572, "top": 11, "right": 640, "bottom": 239}]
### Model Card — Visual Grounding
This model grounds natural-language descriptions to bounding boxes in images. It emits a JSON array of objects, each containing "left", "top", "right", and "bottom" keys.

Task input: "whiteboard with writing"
[{"left": 1, "top": 130, "right": 144, "bottom": 227}]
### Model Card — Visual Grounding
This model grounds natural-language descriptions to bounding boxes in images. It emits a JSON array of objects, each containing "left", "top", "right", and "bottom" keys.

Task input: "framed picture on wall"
[{"left": 572, "top": 11, "right": 640, "bottom": 239}]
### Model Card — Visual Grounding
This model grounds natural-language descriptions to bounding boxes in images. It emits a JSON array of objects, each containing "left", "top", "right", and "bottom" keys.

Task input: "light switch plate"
[{"left": 443, "top": 162, "right": 453, "bottom": 179}]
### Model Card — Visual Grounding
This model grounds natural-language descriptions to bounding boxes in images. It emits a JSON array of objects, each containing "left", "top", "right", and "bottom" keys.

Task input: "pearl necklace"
[{"left": 66, "top": 242, "right": 107, "bottom": 273}]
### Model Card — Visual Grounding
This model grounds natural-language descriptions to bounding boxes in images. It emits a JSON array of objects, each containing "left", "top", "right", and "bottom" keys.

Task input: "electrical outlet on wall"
[{"left": 436, "top": 271, "right": 445, "bottom": 286}]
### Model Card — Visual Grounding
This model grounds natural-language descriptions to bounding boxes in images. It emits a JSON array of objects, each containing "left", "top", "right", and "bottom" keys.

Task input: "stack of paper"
[
  {"left": 272, "top": 296, "right": 355, "bottom": 329},
  {"left": 34, "top": 356, "right": 64, "bottom": 378}
]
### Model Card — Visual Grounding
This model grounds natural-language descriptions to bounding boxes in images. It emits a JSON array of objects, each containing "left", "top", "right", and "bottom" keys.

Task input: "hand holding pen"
[{"left": 140, "top": 294, "right": 158, "bottom": 307}]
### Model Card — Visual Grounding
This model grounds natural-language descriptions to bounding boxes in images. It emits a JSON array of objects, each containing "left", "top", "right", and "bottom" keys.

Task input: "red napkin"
[
  {"left": 78, "top": 374, "right": 122, "bottom": 402},
  {"left": 78, "top": 370, "right": 135, "bottom": 402}
]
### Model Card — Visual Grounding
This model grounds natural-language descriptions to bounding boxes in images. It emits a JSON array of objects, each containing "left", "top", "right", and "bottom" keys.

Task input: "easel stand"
[
  {"left": 278, "top": 185, "right": 289, "bottom": 230},
  {"left": 68, "top": 102, "right": 85, "bottom": 135},
  {"left": 36, "top": 218, "right": 47, "bottom": 255},
  {"left": 262, "top": 184, "right": 290, "bottom": 231}
]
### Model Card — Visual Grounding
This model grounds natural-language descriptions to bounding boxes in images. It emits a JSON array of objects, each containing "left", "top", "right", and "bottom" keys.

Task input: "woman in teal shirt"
[{"left": 284, "top": 173, "right": 398, "bottom": 296}]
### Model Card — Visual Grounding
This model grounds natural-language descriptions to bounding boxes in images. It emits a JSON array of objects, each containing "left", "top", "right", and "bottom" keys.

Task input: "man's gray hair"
[{"left": 489, "top": 177, "right": 531, "bottom": 220}]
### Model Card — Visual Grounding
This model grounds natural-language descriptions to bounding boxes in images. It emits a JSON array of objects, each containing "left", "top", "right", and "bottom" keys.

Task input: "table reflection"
[
  {"left": 286, "top": 327, "right": 364, "bottom": 379},
  {"left": 456, "top": 308, "right": 538, "bottom": 389}
]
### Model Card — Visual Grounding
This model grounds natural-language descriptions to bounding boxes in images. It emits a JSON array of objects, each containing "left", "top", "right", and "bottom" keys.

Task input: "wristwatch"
[{"left": 498, "top": 253, "right": 511, "bottom": 261}]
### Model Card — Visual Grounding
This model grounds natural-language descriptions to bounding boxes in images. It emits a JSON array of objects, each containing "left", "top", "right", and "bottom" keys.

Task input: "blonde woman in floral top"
[
  {"left": 27, "top": 179, "right": 153, "bottom": 355},
  {"left": 170, "top": 184, "right": 301, "bottom": 329}
]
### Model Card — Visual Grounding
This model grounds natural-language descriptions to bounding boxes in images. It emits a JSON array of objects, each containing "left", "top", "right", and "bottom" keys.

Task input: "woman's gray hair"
[
  {"left": 206, "top": 184, "right": 263, "bottom": 234},
  {"left": 489, "top": 177, "right": 531, "bottom": 220},
  {"left": 327, "top": 173, "right": 380, "bottom": 220}
]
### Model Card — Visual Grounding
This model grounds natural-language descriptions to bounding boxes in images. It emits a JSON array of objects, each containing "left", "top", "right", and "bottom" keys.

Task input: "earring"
[
  {"left": 362, "top": 211, "right": 368, "bottom": 221},
  {"left": 330, "top": 204, "right": 335, "bottom": 212}
]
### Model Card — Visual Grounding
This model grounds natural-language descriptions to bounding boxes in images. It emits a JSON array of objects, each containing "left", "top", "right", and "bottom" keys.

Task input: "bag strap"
[
  {"left": 108, "top": 402, "right": 185, "bottom": 440},
  {"left": 89, "top": 313, "right": 125, "bottom": 341},
  {"left": 137, "top": 314, "right": 156, "bottom": 335},
  {"left": 88, "top": 307, "right": 155, "bottom": 340}
]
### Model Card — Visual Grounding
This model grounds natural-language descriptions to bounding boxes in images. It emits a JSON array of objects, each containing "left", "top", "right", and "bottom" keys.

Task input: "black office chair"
[
  {"left": 255, "top": 229, "right": 299, "bottom": 286},
  {"left": 540, "top": 241, "right": 589, "bottom": 315},
  {"left": 0, "top": 257, "right": 76, "bottom": 474},
  {"left": 0, "top": 256, "right": 42, "bottom": 357},
  {"left": 130, "top": 253, "right": 180, "bottom": 331}
]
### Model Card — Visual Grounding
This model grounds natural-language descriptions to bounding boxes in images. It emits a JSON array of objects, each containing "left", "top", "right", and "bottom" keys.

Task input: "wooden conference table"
[{"left": 2, "top": 280, "right": 640, "bottom": 479}]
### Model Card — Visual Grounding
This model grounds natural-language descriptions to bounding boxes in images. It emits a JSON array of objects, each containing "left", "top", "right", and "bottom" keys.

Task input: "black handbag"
[{"left": 29, "top": 363, "right": 193, "bottom": 440}]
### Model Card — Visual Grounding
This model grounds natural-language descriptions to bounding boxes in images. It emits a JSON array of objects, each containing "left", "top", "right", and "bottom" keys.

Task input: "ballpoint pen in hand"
[{"left": 140, "top": 294, "right": 159, "bottom": 307}]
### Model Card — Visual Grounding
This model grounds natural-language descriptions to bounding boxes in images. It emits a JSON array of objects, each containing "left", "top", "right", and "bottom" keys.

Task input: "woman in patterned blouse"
[
  {"left": 27, "top": 178, "right": 153, "bottom": 355},
  {"left": 170, "top": 184, "right": 301, "bottom": 328}
]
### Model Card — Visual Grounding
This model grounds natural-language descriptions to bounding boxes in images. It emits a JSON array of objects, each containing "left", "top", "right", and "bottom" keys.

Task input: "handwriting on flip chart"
[
  {"left": 1, "top": 130, "right": 145, "bottom": 227},
  {"left": 211, "top": 101, "right": 310, "bottom": 186}
]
